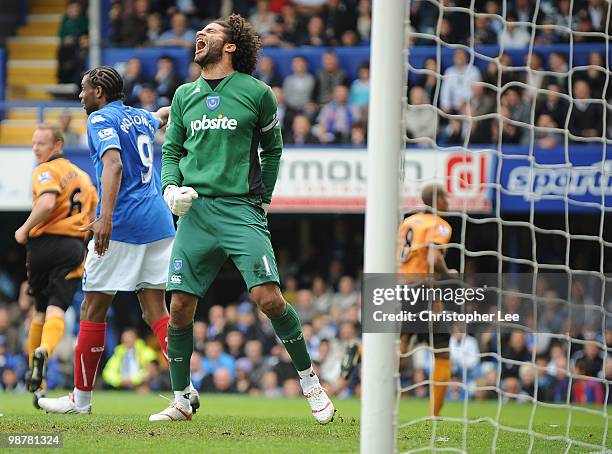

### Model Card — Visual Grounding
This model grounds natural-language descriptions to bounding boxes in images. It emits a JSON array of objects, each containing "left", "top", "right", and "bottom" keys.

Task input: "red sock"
[
  {"left": 151, "top": 315, "right": 169, "bottom": 365},
  {"left": 74, "top": 321, "right": 106, "bottom": 392}
]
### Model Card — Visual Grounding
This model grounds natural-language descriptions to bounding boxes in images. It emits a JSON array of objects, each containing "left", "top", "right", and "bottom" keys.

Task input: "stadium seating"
[
  {"left": 6, "top": 0, "right": 66, "bottom": 101},
  {"left": 0, "top": 107, "right": 86, "bottom": 145},
  {"left": 1, "top": 0, "right": 73, "bottom": 144}
]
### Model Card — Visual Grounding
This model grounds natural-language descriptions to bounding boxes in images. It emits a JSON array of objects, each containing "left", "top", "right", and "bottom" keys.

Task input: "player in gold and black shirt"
[
  {"left": 337, "top": 184, "right": 455, "bottom": 411},
  {"left": 15, "top": 124, "right": 97, "bottom": 407},
  {"left": 397, "top": 183, "right": 454, "bottom": 417}
]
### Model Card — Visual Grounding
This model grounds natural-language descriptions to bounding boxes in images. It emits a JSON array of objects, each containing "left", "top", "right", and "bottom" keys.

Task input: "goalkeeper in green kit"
[{"left": 149, "top": 14, "right": 335, "bottom": 424}]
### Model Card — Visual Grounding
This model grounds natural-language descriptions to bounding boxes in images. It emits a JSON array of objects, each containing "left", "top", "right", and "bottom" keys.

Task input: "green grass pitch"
[{"left": 0, "top": 391, "right": 609, "bottom": 453}]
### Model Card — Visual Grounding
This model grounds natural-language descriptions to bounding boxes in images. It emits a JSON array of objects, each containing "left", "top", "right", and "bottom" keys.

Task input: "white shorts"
[{"left": 82, "top": 237, "right": 173, "bottom": 294}]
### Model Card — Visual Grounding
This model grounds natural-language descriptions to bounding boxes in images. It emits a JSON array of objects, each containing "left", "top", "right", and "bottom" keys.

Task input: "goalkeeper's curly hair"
[{"left": 214, "top": 14, "right": 261, "bottom": 75}]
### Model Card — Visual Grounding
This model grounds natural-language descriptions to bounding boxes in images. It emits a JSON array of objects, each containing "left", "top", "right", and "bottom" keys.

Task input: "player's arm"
[
  {"left": 84, "top": 115, "right": 124, "bottom": 255},
  {"left": 161, "top": 88, "right": 186, "bottom": 191},
  {"left": 427, "top": 220, "right": 455, "bottom": 277},
  {"left": 18, "top": 281, "right": 33, "bottom": 311},
  {"left": 14, "top": 192, "right": 57, "bottom": 245},
  {"left": 427, "top": 246, "right": 450, "bottom": 274},
  {"left": 88, "top": 149, "right": 122, "bottom": 255},
  {"left": 258, "top": 85, "right": 283, "bottom": 213},
  {"left": 152, "top": 106, "right": 171, "bottom": 129},
  {"left": 160, "top": 89, "right": 197, "bottom": 216},
  {"left": 15, "top": 167, "right": 62, "bottom": 244},
  {"left": 87, "top": 185, "right": 98, "bottom": 223}
]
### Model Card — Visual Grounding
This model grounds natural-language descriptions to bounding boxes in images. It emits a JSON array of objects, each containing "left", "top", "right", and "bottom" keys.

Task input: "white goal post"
[{"left": 361, "top": 0, "right": 407, "bottom": 452}]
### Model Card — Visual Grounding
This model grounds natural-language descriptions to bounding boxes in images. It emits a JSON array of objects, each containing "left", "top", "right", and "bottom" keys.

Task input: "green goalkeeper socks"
[
  {"left": 270, "top": 302, "right": 312, "bottom": 372},
  {"left": 168, "top": 322, "right": 193, "bottom": 392}
]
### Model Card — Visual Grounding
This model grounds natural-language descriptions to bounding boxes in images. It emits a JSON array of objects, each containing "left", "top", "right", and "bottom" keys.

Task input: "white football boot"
[
  {"left": 301, "top": 375, "right": 335, "bottom": 424},
  {"left": 149, "top": 397, "right": 193, "bottom": 422},
  {"left": 38, "top": 393, "right": 91, "bottom": 415}
]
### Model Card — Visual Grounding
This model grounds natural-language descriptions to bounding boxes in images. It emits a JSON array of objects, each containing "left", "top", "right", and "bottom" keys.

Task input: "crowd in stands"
[
  {"left": 410, "top": 0, "right": 611, "bottom": 46},
  {"left": 94, "top": 0, "right": 612, "bottom": 51},
  {"left": 406, "top": 46, "right": 611, "bottom": 148},
  {"left": 104, "top": 0, "right": 372, "bottom": 49},
  {"left": 0, "top": 263, "right": 364, "bottom": 398},
  {"left": 54, "top": 0, "right": 612, "bottom": 149},
  {"left": 403, "top": 0, "right": 612, "bottom": 147},
  {"left": 59, "top": 43, "right": 612, "bottom": 149},
  {"left": 405, "top": 276, "right": 612, "bottom": 405},
  {"left": 1, "top": 237, "right": 611, "bottom": 406}
]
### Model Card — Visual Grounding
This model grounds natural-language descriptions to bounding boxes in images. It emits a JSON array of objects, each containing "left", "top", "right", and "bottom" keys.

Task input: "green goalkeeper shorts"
[{"left": 166, "top": 194, "right": 280, "bottom": 297}]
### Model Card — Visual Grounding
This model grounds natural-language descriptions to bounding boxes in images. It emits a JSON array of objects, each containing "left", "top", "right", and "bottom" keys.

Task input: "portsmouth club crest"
[
  {"left": 173, "top": 259, "right": 183, "bottom": 272},
  {"left": 206, "top": 95, "right": 221, "bottom": 111}
]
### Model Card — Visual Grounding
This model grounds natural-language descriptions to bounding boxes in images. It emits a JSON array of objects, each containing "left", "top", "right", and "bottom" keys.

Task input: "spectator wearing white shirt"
[
  {"left": 588, "top": 0, "right": 606, "bottom": 31},
  {"left": 356, "top": 0, "right": 371, "bottom": 42},
  {"left": 282, "top": 56, "right": 316, "bottom": 113},
  {"left": 330, "top": 276, "right": 359, "bottom": 310},
  {"left": 498, "top": 14, "right": 532, "bottom": 49},
  {"left": 405, "top": 86, "right": 437, "bottom": 146},
  {"left": 523, "top": 52, "right": 545, "bottom": 100},
  {"left": 449, "top": 324, "right": 482, "bottom": 382},
  {"left": 439, "top": 49, "right": 481, "bottom": 114},
  {"left": 249, "top": 0, "right": 278, "bottom": 38}
]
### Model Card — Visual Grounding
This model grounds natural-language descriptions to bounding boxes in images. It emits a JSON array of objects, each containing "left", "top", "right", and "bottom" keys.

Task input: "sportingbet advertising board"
[{"left": 498, "top": 146, "right": 612, "bottom": 213}]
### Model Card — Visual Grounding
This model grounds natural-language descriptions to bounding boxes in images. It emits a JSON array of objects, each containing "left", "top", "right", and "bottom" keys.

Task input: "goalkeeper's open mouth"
[{"left": 195, "top": 38, "right": 207, "bottom": 57}]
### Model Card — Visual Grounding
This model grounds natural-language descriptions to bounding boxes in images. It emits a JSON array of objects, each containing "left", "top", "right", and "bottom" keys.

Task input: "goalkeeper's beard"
[{"left": 195, "top": 40, "right": 224, "bottom": 69}]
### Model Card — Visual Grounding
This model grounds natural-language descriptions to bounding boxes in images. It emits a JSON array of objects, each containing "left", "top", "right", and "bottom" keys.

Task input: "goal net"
[{"left": 363, "top": 0, "right": 611, "bottom": 452}]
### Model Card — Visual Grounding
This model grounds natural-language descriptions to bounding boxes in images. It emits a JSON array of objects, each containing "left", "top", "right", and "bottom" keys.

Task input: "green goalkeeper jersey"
[{"left": 161, "top": 72, "right": 282, "bottom": 204}]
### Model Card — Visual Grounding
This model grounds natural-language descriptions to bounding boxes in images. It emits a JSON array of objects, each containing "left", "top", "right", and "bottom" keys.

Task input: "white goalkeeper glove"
[
  {"left": 164, "top": 185, "right": 198, "bottom": 217},
  {"left": 261, "top": 202, "right": 270, "bottom": 216}
]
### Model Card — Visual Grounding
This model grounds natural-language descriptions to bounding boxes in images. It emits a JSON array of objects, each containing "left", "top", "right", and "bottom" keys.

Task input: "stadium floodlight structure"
[{"left": 363, "top": 0, "right": 611, "bottom": 453}]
